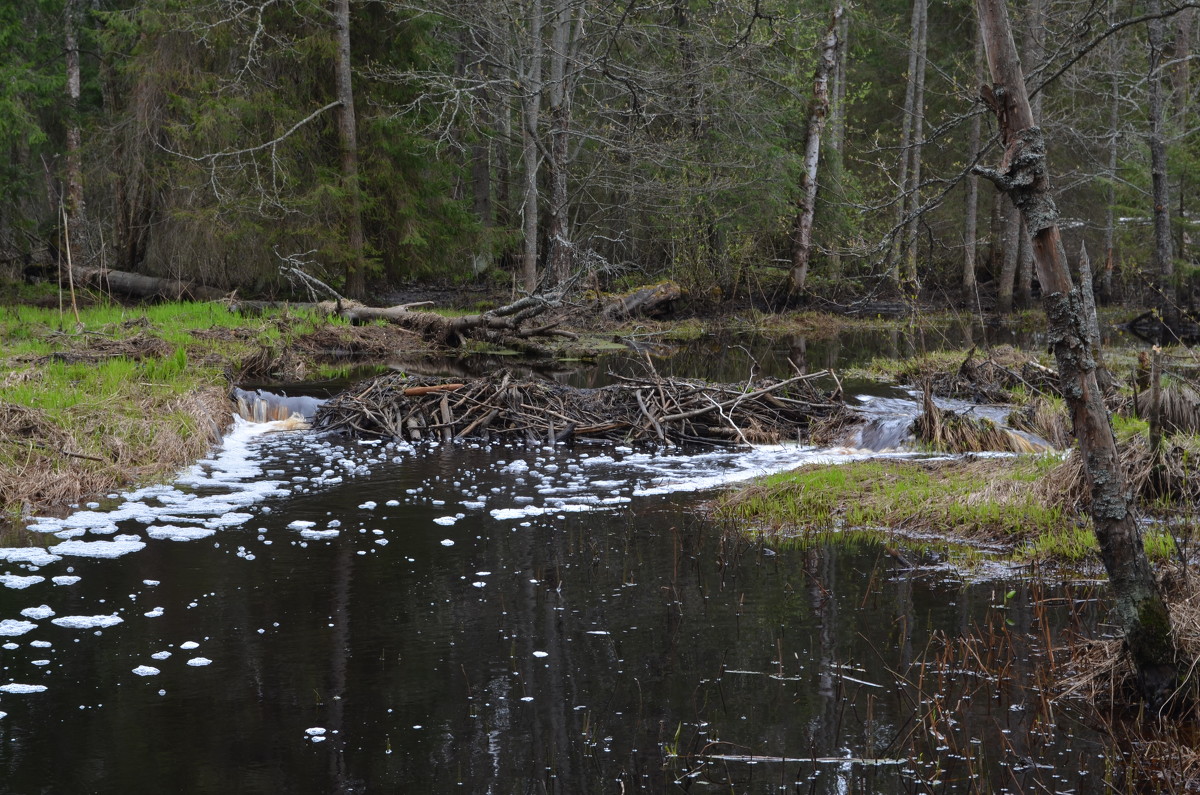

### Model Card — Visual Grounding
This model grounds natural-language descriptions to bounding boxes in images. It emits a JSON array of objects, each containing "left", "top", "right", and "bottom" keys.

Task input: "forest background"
[{"left": 0, "top": 0, "right": 1195, "bottom": 314}]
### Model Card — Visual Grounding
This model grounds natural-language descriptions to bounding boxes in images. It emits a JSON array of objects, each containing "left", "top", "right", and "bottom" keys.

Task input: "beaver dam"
[{"left": 313, "top": 370, "right": 851, "bottom": 447}]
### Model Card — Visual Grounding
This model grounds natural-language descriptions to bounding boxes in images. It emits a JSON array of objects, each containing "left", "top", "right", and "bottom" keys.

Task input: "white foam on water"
[
  {"left": 433, "top": 516, "right": 457, "bottom": 526},
  {"left": 151, "top": 651, "right": 171, "bottom": 660},
  {"left": 0, "top": 620, "right": 36, "bottom": 636},
  {"left": 180, "top": 641, "right": 200, "bottom": 650},
  {"left": 52, "top": 576, "right": 80, "bottom": 586},
  {"left": 144, "top": 607, "right": 165, "bottom": 618},
  {"left": 287, "top": 520, "right": 316, "bottom": 530},
  {"left": 305, "top": 727, "right": 326, "bottom": 736},
  {"left": 52, "top": 615, "right": 123, "bottom": 629},
  {"left": 54, "top": 537, "right": 146, "bottom": 559},
  {"left": 0, "top": 684, "right": 47, "bottom": 694},
  {"left": 0, "top": 548, "right": 61, "bottom": 567},
  {"left": 440, "top": 539, "right": 454, "bottom": 547},
  {"left": 29, "top": 640, "right": 51, "bottom": 648},
  {"left": 1, "top": 575, "right": 44, "bottom": 590},
  {"left": 186, "top": 657, "right": 212, "bottom": 666},
  {"left": 299, "top": 529, "right": 339, "bottom": 541},
  {"left": 532, "top": 651, "right": 549, "bottom": 658},
  {"left": 147, "top": 525, "right": 216, "bottom": 542},
  {"left": 132, "top": 665, "right": 160, "bottom": 676},
  {"left": 19, "top": 606, "right": 54, "bottom": 620}
]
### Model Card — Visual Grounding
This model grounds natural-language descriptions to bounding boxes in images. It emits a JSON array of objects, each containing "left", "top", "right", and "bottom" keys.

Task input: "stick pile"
[{"left": 313, "top": 370, "right": 845, "bottom": 447}]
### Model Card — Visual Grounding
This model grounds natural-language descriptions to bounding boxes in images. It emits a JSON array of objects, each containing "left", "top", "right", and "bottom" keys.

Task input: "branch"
[{"left": 159, "top": 100, "right": 342, "bottom": 164}]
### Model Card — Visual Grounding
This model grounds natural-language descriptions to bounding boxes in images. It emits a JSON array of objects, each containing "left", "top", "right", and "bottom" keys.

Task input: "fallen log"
[
  {"left": 314, "top": 370, "right": 846, "bottom": 447},
  {"left": 72, "top": 266, "right": 227, "bottom": 301},
  {"left": 602, "top": 282, "right": 683, "bottom": 320}
]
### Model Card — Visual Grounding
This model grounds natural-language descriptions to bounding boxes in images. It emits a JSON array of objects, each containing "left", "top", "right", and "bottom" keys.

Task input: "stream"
[{"left": 0, "top": 328, "right": 1133, "bottom": 793}]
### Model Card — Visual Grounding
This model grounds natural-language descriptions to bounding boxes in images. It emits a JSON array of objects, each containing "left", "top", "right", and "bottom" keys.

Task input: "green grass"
[
  {"left": 0, "top": 299, "right": 366, "bottom": 521},
  {"left": 718, "top": 454, "right": 1185, "bottom": 567},
  {"left": 719, "top": 457, "right": 1066, "bottom": 539}
]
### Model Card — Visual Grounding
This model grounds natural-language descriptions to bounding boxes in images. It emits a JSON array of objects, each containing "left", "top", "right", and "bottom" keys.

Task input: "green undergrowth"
[{"left": 716, "top": 456, "right": 1177, "bottom": 567}]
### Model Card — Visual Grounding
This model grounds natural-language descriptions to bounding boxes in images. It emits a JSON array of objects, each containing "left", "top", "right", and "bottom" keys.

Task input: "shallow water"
[{"left": 0, "top": 332, "right": 1128, "bottom": 793}]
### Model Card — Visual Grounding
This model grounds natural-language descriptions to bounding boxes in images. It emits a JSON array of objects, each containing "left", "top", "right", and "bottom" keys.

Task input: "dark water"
[{"left": 0, "top": 330, "right": 1126, "bottom": 793}]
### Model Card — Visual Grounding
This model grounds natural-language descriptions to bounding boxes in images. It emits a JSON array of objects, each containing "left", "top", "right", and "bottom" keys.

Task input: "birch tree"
[{"left": 789, "top": 4, "right": 843, "bottom": 295}]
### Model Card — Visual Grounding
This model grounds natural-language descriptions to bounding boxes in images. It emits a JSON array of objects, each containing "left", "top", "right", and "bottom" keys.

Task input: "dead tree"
[{"left": 975, "top": 0, "right": 1180, "bottom": 710}]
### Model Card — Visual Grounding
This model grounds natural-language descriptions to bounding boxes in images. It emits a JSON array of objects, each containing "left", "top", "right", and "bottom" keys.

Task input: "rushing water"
[{"left": 0, "top": 333, "right": 1128, "bottom": 793}]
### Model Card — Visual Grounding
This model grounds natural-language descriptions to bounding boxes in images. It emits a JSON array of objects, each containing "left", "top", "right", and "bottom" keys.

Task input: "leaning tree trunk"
[
  {"left": 789, "top": 5, "right": 842, "bottom": 295},
  {"left": 333, "top": 0, "right": 366, "bottom": 299},
  {"left": 975, "top": 0, "right": 1179, "bottom": 709}
]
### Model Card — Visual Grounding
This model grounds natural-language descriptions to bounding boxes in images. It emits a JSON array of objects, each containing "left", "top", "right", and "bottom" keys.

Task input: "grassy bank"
[
  {"left": 0, "top": 301, "right": 423, "bottom": 528},
  {"left": 715, "top": 456, "right": 1179, "bottom": 566}
]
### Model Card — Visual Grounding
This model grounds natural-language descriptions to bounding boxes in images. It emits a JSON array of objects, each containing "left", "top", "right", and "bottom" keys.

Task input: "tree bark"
[
  {"left": 1148, "top": 0, "right": 1178, "bottom": 331},
  {"left": 975, "top": 0, "right": 1179, "bottom": 710},
  {"left": 333, "top": 0, "right": 366, "bottom": 299},
  {"left": 789, "top": 5, "right": 842, "bottom": 295}
]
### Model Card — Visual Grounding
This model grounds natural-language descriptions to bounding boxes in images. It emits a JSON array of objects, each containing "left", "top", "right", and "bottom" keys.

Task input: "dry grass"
[
  {"left": 0, "top": 387, "right": 229, "bottom": 522},
  {"left": 1036, "top": 432, "right": 1200, "bottom": 514},
  {"left": 1007, "top": 395, "right": 1071, "bottom": 449},
  {"left": 913, "top": 382, "right": 1055, "bottom": 454},
  {"left": 1137, "top": 382, "right": 1200, "bottom": 435}
]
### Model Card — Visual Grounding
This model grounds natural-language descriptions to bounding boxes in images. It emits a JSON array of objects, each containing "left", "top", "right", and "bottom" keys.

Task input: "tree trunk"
[
  {"left": 1015, "top": 0, "right": 1043, "bottom": 309},
  {"left": 789, "top": 5, "right": 842, "bottom": 295},
  {"left": 901, "top": 0, "right": 928, "bottom": 292},
  {"left": 1148, "top": 0, "right": 1178, "bottom": 330},
  {"left": 1017, "top": 216, "right": 1033, "bottom": 307},
  {"left": 997, "top": 201, "right": 1020, "bottom": 313},
  {"left": 64, "top": 0, "right": 89, "bottom": 266},
  {"left": 963, "top": 26, "right": 983, "bottom": 300},
  {"left": 546, "top": 0, "right": 575, "bottom": 286},
  {"left": 520, "top": 0, "right": 545, "bottom": 293},
  {"left": 975, "top": 0, "right": 1179, "bottom": 710},
  {"left": 1173, "top": 9, "right": 1193, "bottom": 268},
  {"left": 827, "top": 4, "right": 849, "bottom": 283},
  {"left": 333, "top": 0, "right": 366, "bottom": 299},
  {"left": 1102, "top": 11, "right": 1120, "bottom": 303},
  {"left": 890, "top": 0, "right": 926, "bottom": 289}
]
